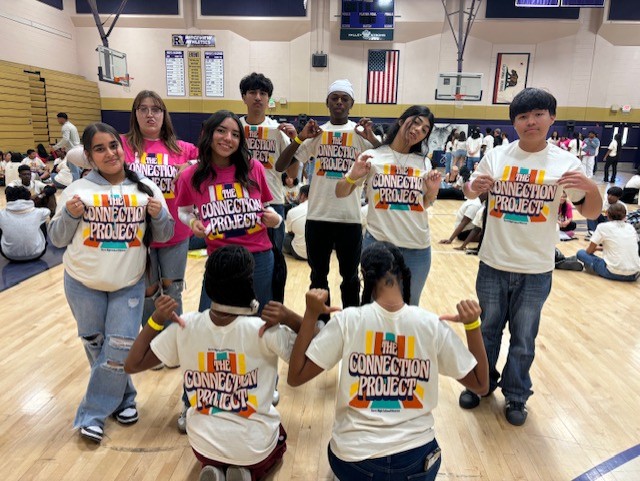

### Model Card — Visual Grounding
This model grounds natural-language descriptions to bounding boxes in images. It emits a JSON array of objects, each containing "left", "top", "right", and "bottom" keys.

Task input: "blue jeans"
[
  {"left": 142, "top": 239, "right": 189, "bottom": 326},
  {"left": 364, "top": 231, "right": 431, "bottom": 307},
  {"left": 64, "top": 272, "right": 144, "bottom": 428},
  {"left": 444, "top": 152, "right": 452, "bottom": 174},
  {"left": 68, "top": 161, "right": 81, "bottom": 181},
  {"left": 466, "top": 156, "right": 480, "bottom": 172},
  {"left": 586, "top": 214, "right": 606, "bottom": 233},
  {"left": 476, "top": 262, "right": 552, "bottom": 403},
  {"left": 577, "top": 250, "right": 639, "bottom": 282},
  {"left": 328, "top": 439, "right": 441, "bottom": 481},
  {"left": 268, "top": 204, "right": 285, "bottom": 252},
  {"left": 198, "top": 249, "right": 274, "bottom": 313}
]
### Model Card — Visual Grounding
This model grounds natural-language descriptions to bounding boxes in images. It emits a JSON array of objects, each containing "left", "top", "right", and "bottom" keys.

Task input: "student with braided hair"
[
  {"left": 288, "top": 241, "right": 488, "bottom": 481},
  {"left": 126, "top": 245, "right": 300, "bottom": 481},
  {"left": 48, "top": 122, "right": 174, "bottom": 444}
]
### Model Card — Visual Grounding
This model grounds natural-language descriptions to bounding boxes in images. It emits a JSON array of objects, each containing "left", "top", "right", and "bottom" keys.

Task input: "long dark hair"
[
  {"left": 558, "top": 194, "right": 569, "bottom": 218},
  {"left": 383, "top": 105, "right": 435, "bottom": 154},
  {"left": 192, "top": 110, "right": 257, "bottom": 194},
  {"left": 204, "top": 245, "right": 256, "bottom": 307},
  {"left": 360, "top": 242, "right": 411, "bottom": 306},
  {"left": 82, "top": 122, "right": 155, "bottom": 248}
]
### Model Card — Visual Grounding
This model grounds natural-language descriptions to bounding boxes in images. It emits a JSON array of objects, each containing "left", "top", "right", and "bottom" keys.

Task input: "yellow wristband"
[
  {"left": 147, "top": 316, "right": 164, "bottom": 332},
  {"left": 189, "top": 217, "right": 197, "bottom": 229},
  {"left": 293, "top": 136, "right": 303, "bottom": 145},
  {"left": 345, "top": 174, "right": 356, "bottom": 185},
  {"left": 464, "top": 319, "right": 481, "bottom": 331}
]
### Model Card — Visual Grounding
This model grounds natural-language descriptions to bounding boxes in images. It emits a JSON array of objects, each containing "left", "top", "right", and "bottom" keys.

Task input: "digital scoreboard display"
[{"left": 341, "top": 0, "right": 394, "bottom": 41}]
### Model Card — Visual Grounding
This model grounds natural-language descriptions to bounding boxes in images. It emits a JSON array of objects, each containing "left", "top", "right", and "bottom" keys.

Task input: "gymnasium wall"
[{"left": 2, "top": 0, "right": 640, "bottom": 160}]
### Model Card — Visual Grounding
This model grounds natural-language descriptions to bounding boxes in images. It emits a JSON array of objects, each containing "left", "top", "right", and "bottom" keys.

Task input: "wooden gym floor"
[{"left": 0, "top": 174, "right": 638, "bottom": 481}]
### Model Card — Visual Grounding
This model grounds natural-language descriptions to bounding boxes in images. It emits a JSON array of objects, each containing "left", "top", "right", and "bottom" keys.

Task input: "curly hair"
[
  {"left": 204, "top": 245, "right": 256, "bottom": 307},
  {"left": 360, "top": 241, "right": 411, "bottom": 305}
]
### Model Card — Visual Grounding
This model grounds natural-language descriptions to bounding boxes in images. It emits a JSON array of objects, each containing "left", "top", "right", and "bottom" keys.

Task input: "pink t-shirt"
[
  {"left": 121, "top": 136, "right": 198, "bottom": 248},
  {"left": 175, "top": 160, "right": 273, "bottom": 254}
]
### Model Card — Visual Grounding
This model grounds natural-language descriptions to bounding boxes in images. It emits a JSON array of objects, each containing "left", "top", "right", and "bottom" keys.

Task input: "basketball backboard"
[
  {"left": 97, "top": 45, "right": 129, "bottom": 86},
  {"left": 435, "top": 72, "right": 483, "bottom": 101}
]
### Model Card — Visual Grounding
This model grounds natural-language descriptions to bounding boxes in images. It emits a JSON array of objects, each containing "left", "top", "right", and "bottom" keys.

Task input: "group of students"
[{"left": 36, "top": 78, "right": 623, "bottom": 481}]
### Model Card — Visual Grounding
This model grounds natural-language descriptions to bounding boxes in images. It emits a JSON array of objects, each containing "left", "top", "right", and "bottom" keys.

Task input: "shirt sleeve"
[
  {"left": 150, "top": 322, "right": 181, "bottom": 367},
  {"left": 436, "top": 322, "right": 477, "bottom": 380},
  {"left": 263, "top": 325, "right": 297, "bottom": 362},
  {"left": 304, "top": 313, "right": 345, "bottom": 371},
  {"left": 174, "top": 166, "right": 196, "bottom": 207},
  {"left": 590, "top": 225, "right": 604, "bottom": 246},
  {"left": 251, "top": 160, "right": 274, "bottom": 204}
]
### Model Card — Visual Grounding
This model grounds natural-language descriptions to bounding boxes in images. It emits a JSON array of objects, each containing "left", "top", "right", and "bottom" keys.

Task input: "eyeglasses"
[{"left": 137, "top": 106, "right": 164, "bottom": 116}]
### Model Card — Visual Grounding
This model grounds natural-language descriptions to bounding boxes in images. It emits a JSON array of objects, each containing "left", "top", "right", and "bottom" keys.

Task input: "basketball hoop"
[
  {"left": 115, "top": 74, "right": 133, "bottom": 92},
  {"left": 454, "top": 93, "right": 466, "bottom": 109}
]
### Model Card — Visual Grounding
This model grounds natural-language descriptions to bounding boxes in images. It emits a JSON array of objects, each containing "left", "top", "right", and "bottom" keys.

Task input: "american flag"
[{"left": 367, "top": 49, "right": 399, "bottom": 104}]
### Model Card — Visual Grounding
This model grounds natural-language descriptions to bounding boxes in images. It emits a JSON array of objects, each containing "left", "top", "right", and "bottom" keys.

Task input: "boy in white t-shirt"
[
  {"left": 125, "top": 245, "right": 300, "bottom": 481},
  {"left": 460, "top": 88, "right": 602, "bottom": 426},
  {"left": 577, "top": 203, "right": 640, "bottom": 281},
  {"left": 239, "top": 72, "right": 298, "bottom": 251},
  {"left": 275, "top": 79, "right": 380, "bottom": 315}
]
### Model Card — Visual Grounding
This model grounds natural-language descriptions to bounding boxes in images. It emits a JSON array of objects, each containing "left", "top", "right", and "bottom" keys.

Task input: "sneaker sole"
[
  {"left": 113, "top": 411, "right": 139, "bottom": 425},
  {"left": 80, "top": 427, "right": 103, "bottom": 443}
]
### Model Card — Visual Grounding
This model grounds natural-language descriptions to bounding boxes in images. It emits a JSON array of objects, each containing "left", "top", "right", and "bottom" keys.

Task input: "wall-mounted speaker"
[
  {"left": 566, "top": 120, "right": 575, "bottom": 135},
  {"left": 312, "top": 53, "right": 327, "bottom": 68}
]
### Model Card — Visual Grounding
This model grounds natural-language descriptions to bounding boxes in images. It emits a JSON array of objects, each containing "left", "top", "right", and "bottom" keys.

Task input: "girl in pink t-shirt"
[
  {"left": 558, "top": 192, "right": 576, "bottom": 239},
  {"left": 122, "top": 90, "right": 199, "bottom": 326},
  {"left": 176, "top": 110, "right": 280, "bottom": 312}
]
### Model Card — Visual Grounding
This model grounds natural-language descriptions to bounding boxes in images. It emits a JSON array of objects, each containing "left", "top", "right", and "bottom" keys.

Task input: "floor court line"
[{"left": 572, "top": 444, "right": 640, "bottom": 481}]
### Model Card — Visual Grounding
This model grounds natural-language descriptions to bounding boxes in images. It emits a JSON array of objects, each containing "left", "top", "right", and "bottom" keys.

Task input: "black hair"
[
  {"left": 281, "top": 172, "right": 299, "bottom": 186},
  {"left": 57, "top": 112, "right": 68, "bottom": 120},
  {"left": 193, "top": 110, "right": 257, "bottom": 194},
  {"left": 614, "top": 133, "right": 623, "bottom": 144},
  {"left": 606, "top": 186, "right": 623, "bottom": 198},
  {"left": 204, "top": 245, "right": 256, "bottom": 307},
  {"left": 559, "top": 193, "right": 569, "bottom": 218},
  {"left": 6, "top": 186, "right": 31, "bottom": 202},
  {"left": 239, "top": 72, "right": 274, "bottom": 97},
  {"left": 457, "top": 131, "right": 467, "bottom": 142},
  {"left": 459, "top": 165, "right": 472, "bottom": 182},
  {"left": 360, "top": 241, "right": 411, "bottom": 306},
  {"left": 81, "top": 122, "right": 155, "bottom": 247},
  {"left": 11, "top": 152, "right": 23, "bottom": 162},
  {"left": 36, "top": 144, "right": 48, "bottom": 159},
  {"left": 509, "top": 88, "right": 557, "bottom": 123},
  {"left": 299, "top": 184, "right": 310, "bottom": 197},
  {"left": 383, "top": 105, "right": 435, "bottom": 154},
  {"left": 470, "top": 127, "right": 481, "bottom": 139},
  {"left": 485, "top": 127, "right": 492, "bottom": 134},
  {"left": 573, "top": 132, "right": 580, "bottom": 140},
  {"left": 18, "top": 164, "right": 31, "bottom": 173},
  {"left": 26, "top": 149, "right": 35, "bottom": 155}
]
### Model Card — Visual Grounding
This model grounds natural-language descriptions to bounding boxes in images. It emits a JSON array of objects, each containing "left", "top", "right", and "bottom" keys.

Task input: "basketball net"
[
  {"left": 115, "top": 74, "right": 132, "bottom": 92},
  {"left": 454, "top": 93, "right": 466, "bottom": 109}
]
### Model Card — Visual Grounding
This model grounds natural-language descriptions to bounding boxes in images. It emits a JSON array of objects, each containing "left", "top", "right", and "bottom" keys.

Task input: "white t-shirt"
[
  {"left": 608, "top": 139, "right": 618, "bottom": 157},
  {"left": 466, "top": 137, "right": 483, "bottom": 158},
  {"left": 305, "top": 302, "right": 476, "bottom": 462},
  {"left": 360, "top": 145, "right": 432, "bottom": 249},
  {"left": 472, "top": 205, "right": 485, "bottom": 229},
  {"left": 590, "top": 221, "right": 640, "bottom": 275},
  {"left": 602, "top": 199, "right": 627, "bottom": 216},
  {"left": 471, "top": 142, "right": 585, "bottom": 273},
  {"left": 625, "top": 175, "right": 640, "bottom": 190},
  {"left": 454, "top": 139, "right": 467, "bottom": 152},
  {"left": 21, "top": 157, "right": 46, "bottom": 172},
  {"left": 454, "top": 198, "right": 482, "bottom": 232},
  {"left": 568, "top": 139, "right": 580, "bottom": 156},
  {"left": 285, "top": 201, "right": 308, "bottom": 259},
  {"left": 151, "top": 313, "right": 296, "bottom": 465},
  {"left": 501, "top": 138, "right": 510, "bottom": 147},
  {"left": 482, "top": 135, "right": 494, "bottom": 152},
  {"left": 8, "top": 179, "right": 47, "bottom": 196},
  {"left": 240, "top": 116, "right": 290, "bottom": 204},
  {"left": 295, "top": 121, "right": 372, "bottom": 223}
]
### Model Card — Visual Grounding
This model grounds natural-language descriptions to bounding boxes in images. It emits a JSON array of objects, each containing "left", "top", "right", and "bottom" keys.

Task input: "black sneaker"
[
  {"left": 459, "top": 389, "right": 481, "bottom": 409},
  {"left": 505, "top": 401, "right": 528, "bottom": 426},
  {"left": 80, "top": 425, "right": 103, "bottom": 443},
  {"left": 113, "top": 407, "right": 139, "bottom": 425}
]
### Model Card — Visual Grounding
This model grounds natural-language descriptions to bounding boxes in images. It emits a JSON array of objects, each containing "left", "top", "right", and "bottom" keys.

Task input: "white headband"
[{"left": 328, "top": 79, "right": 354, "bottom": 100}]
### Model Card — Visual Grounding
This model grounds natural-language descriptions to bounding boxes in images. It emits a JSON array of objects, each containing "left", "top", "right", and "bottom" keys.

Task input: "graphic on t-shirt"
[
  {"left": 244, "top": 126, "right": 277, "bottom": 169},
  {"left": 128, "top": 153, "right": 177, "bottom": 199},
  {"left": 348, "top": 330, "right": 430, "bottom": 411},
  {"left": 489, "top": 165, "right": 557, "bottom": 223},
  {"left": 314, "top": 131, "right": 357, "bottom": 179},
  {"left": 82, "top": 193, "right": 144, "bottom": 250},
  {"left": 372, "top": 164, "right": 424, "bottom": 211},
  {"left": 184, "top": 350, "right": 259, "bottom": 417},
  {"left": 201, "top": 182, "right": 264, "bottom": 240}
]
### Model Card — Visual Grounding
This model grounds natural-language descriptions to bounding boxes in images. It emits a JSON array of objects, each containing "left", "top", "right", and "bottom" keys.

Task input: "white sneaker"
[
  {"left": 226, "top": 466, "right": 251, "bottom": 481},
  {"left": 199, "top": 465, "right": 225, "bottom": 481},
  {"left": 113, "top": 407, "right": 139, "bottom": 425},
  {"left": 272, "top": 389, "right": 280, "bottom": 406}
]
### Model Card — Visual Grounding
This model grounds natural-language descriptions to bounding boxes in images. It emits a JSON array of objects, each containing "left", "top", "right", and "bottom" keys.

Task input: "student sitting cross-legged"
[
  {"left": 287, "top": 241, "right": 488, "bottom": 481},
  {"left": 125, "top": 245, "right": 301, "bottom": 481}
]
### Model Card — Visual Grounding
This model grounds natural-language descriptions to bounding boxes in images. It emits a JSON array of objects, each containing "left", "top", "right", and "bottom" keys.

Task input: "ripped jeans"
[{"left": 64, "top": 272, "right": 144, "bottom": 429}]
